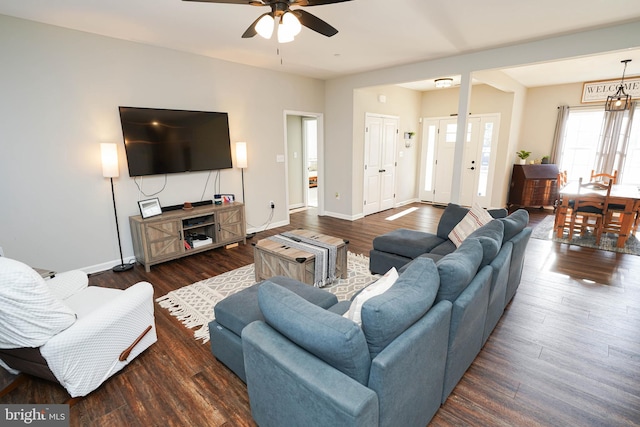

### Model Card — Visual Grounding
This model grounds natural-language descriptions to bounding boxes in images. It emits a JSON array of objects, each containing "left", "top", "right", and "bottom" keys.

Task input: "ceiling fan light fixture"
[
  {"left": 435, "top": 78, "right": 453, "bottom": 89},
  {"left": 277, "top": 12, "right": 300, "bottom": 43},
  {"left": 282, "top": 12, "right": 301, "bottom": 36},
  {"left": 255, "top": 13, "right": 275, "bottom": 39},
  {"left": 605, "top": 59, "right": 632, "bottom": 112}
]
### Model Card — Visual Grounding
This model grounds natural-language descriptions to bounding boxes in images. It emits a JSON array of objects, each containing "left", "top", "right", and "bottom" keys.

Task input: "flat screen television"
[{"left": 119, "top": 106, "right": 233, "bottom": 177}]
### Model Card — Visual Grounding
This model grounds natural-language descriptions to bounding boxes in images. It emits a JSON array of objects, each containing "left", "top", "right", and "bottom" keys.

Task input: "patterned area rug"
[
  {"left": 156, "top": 252, "right": 379, "bottom": 343},
  {"left": 532, "top": 214, "right": 640, "bottom": 255}
]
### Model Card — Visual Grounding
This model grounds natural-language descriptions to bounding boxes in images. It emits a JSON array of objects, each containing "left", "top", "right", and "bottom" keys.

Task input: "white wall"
[
  {"left": 0, "top": 15, "right": 324, "bottom": 272},
  {"left": 518, "top": 82, "right": 585, "bottom": 159}
]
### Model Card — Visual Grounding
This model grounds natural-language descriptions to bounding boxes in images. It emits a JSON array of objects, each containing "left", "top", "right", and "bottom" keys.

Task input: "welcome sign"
[{"left": 582, "top": 76, "right": 640, "bottom": 103}]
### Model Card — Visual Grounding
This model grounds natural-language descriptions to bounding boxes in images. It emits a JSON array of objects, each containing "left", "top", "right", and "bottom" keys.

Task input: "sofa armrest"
[
  {"left": 443, "top": 265, "right": 492, "bottom": 402},
  {"left": 242, "top": 321, "right": 379, "bottom": 427},
  {"left": 41, "top": 282, "right": 157, "bottom": 397}
]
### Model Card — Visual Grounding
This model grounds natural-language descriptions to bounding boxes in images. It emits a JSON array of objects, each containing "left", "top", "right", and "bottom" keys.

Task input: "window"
[{"left": 558, "top": 104, "right": 639, "bottom": 185}]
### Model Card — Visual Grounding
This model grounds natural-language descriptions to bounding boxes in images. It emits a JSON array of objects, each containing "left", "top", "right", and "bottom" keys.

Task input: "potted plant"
[
  {"left": 541, "top": 155, "right": 550, "bottom": 164},
  {"left": 516, "top": 150, "right": 531, "bottom": 165}
]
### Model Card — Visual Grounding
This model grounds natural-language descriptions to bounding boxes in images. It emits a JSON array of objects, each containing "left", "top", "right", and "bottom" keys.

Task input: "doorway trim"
[{"left": 284, "top": 110, "right": 325, "bottom": 222}]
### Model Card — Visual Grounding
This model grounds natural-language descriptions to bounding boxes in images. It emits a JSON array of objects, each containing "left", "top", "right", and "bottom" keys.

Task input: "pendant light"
[{"left": 605, "top": 59, "right": 632, "bottom": 112}]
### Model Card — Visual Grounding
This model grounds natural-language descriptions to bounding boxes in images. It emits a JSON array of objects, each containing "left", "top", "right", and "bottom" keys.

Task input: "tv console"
[{"left": 129, "top": 202, "right": 246, "bottom": 272}]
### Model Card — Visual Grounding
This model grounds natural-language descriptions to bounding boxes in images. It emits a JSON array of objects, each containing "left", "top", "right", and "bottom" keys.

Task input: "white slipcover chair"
[{"left": 0, "top": 257, "right": 157, "bottom": 398}]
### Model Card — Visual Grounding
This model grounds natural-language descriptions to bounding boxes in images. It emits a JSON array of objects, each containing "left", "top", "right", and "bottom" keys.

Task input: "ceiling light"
[
  {"left": 434, "top": 78, "right": 453, "bottom": 88},
  {"left": 255, "top": 13, "right": 274, "bottom": 39},
  {"left": 277, "top": 11, "right": 301, "bottom": 43},
  {"left": 605, "top": 59, "right": 632, "bottom": 112}
]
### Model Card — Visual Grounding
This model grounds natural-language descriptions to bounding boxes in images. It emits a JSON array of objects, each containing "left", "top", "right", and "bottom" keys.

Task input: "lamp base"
[{"left": 112, "top": 263, "right": 134, "bottom": 273}]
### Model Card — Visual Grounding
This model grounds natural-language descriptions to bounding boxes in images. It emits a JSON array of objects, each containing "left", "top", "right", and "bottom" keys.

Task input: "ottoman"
[{"left": 209, "top": 276, "right": 340, "bottom": 382}]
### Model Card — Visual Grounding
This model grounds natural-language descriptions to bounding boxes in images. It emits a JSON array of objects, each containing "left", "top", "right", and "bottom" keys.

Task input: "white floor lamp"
[
  {"left": 235, "top": 141, "right": 248, "bottom": 203},
  {"left": 101, "top": 143, "right": 133, "bottom": 272},
  {"left": 235, "top": 142, "right": 255, "bottom": 238}
]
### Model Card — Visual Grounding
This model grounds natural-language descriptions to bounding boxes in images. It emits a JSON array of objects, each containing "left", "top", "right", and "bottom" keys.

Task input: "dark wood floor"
[{"left": 2, "top": 203, "right": 640, "bottom": 426}]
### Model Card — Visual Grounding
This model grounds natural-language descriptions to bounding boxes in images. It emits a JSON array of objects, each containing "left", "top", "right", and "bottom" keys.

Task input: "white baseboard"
[
  {"left": 323, "top": 210, "right": 363, "bottom": 221},
  {"left": 84, "top": 256, "right": 137, "bottom": 275}
]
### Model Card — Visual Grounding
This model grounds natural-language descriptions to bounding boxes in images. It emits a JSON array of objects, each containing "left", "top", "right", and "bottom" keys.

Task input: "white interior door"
[
  {"left": 421, "top": 114, "right": 499, "bottom": 207},
  {"left": 363, "top": 114, "right": 398, "bottom": 216}
]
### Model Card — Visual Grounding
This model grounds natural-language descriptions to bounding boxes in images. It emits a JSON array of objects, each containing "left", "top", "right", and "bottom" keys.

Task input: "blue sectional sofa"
[
  {"left": 242, "top": 257, "right": 452, "bottom": 427},
  {"left": 214, "top": 204, "right": 531, "bottom": 426}
]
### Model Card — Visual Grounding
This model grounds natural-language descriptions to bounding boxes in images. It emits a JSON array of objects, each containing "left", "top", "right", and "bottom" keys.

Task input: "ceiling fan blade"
[
  {"left": 293, "top": 9, "right": 338, "bottom": 37},
  {"left": 295, "top": 0, "right": 353, "bottom": 6}
]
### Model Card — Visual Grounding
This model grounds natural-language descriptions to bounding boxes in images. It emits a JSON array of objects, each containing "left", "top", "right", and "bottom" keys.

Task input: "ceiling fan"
[{"left": 183, "top": 0, "right": 353, "bottom": 42}]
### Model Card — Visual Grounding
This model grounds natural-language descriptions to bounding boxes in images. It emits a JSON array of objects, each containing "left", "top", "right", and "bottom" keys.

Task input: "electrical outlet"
[{"left": 269, "top": 201, "right": 275, "bottom": 209}]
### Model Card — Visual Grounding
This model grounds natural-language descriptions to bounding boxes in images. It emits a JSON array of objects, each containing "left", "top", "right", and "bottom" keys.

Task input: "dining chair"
[
  {"left": 632, "top": 199, "right": 640, "bottom": 236},
  {"left": 602, "top": 197, "right": 632, "bottom": 241},
  {"left": 568, "top": 178, "right": 609, "bottom": 244},
  {"left": 590, "top": 169, "right": 618, "bottom": 185},
  {"left": 553, "top": 171, "right": 572, "bottom": 236}
]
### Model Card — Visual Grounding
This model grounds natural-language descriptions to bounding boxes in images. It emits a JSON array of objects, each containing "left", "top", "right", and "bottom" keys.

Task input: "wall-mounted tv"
[{"left": 119, "top": 106, "right": 233, "bottom": 177}]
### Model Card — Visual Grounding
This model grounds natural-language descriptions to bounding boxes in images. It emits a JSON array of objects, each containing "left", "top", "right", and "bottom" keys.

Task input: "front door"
[{"left": 419, "top": 114, "right": 499, "bottom": 207}]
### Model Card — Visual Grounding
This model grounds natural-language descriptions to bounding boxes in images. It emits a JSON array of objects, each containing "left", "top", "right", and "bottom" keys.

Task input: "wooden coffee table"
[{"left": 253, "top": 229, "right": 348, "bottom": 286}]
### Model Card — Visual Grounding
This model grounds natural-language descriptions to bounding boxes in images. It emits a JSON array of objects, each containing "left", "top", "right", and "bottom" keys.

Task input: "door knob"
[
  {"left": 468, "top": 167, "right": 475, "bottom": 170},
  {"left": 379, "top": 169, "right": 386, "bottom": 173}
]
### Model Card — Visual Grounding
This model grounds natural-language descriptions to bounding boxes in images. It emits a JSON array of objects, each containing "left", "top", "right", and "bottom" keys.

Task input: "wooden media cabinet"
[{"left": 129, "top": 202, "right": 245, "bottom": 272}]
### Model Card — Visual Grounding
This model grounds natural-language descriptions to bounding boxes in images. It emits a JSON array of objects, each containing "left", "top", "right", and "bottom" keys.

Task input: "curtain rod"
[{"left": 558, "top": 104, "right": 604, "bottom": 110}]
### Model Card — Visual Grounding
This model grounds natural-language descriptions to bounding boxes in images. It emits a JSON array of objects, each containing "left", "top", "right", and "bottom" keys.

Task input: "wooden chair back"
[
  {"left": 570, "top": 178, "right": 610, "bottom": 244},
  {"left": 590, "top": 169, "right": 618, "bottom": 185}
]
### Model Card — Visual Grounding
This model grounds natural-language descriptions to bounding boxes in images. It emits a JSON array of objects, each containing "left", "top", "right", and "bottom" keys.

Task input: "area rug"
[
  {"left": 156, "top": 252, "right": 379, "bottom": 343},
  {"left": 532, "top": 214, "right": 640, "bottom": 255}
]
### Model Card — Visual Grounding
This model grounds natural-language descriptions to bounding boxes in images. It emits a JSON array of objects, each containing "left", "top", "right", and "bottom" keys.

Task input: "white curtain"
[{"left": 550, "top": 105, "right": 569, "bottom": 165}]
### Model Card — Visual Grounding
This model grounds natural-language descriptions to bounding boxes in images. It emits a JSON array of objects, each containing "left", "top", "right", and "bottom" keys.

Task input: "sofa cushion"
[
  {"left": 373, "top": 229, "right": 445, "bottom": 259},
  {"left": 258, "top": 281, "right": 371, "bottom": 385},
  {"left": 466, "top": 220, "right": 504, "bottom": 267},
  {"left": 448, "top": 203, "right": 494, "bottom": 247},
  {"left": 360, "top": 257, "right": 440, "bottom": 358},
  {"left": 434, "top": 239, "right": 483, "bottom": 303},
  {"left": 215, "top": 276, "right": 338, "bottom": 337},
  {"left": 430, "top": 240, "right": 457, "bottom": 256},
  {"left": 0, "top": 258, "right": 77, "bottom": 349},
  {"left": 344, "top": 267, "right": 398, "bottom": 326},
  {"left": 499, "top": 209, "right": 530, "bottom": 243},
  {"left": 436, "top": 204, "right": 507, "bottom": 240}
]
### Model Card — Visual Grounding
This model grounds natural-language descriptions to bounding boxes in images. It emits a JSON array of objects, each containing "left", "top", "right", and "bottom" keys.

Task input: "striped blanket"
[{"left": 267, "top": 232, "right": 339, "bottom": 287}]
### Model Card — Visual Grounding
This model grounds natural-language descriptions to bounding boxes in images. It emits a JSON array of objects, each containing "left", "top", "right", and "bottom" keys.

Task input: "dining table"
[{"left": 555, "top": 181, "right": 640, "bottom": 248}]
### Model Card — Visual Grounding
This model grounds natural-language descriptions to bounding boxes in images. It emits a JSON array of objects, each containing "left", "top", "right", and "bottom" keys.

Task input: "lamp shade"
[
  {"left": 100, "top": 143, "right": 119, "bottom": 178},
  {"left": 235, "top": 142, "right": 248, "bottom": 169},
  {"left": 255, "top": 13, "right": 275, "bottom": 39}
]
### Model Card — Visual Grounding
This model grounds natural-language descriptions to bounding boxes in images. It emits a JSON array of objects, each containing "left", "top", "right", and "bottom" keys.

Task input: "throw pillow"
[
  {"left": 448, "top": 203, "right": 493, "bottom": 247},
  {"left": 344, "top": 267, "right": 399, "bottom": 326},
  {"left": 0, "top": 258, "right": 76, "bottom": 349}
]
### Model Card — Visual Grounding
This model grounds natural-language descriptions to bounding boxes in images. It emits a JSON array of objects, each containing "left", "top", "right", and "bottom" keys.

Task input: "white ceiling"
[{"left": 1, "top": 0, "right": 640, "bottom": 89}]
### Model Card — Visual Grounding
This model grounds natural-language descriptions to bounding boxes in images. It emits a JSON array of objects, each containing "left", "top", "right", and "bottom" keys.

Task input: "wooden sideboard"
[
  {"left": 508, "top": 164, "right": 559, "bottom": 209},
  {"left": 129, "top": 202, "right": 246, "bottom": 271}
]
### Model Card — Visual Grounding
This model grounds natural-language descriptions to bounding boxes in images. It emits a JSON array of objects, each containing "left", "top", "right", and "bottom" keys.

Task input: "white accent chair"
[{"left": 0, "top": 257, "right": 157, "bottom": 399}]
